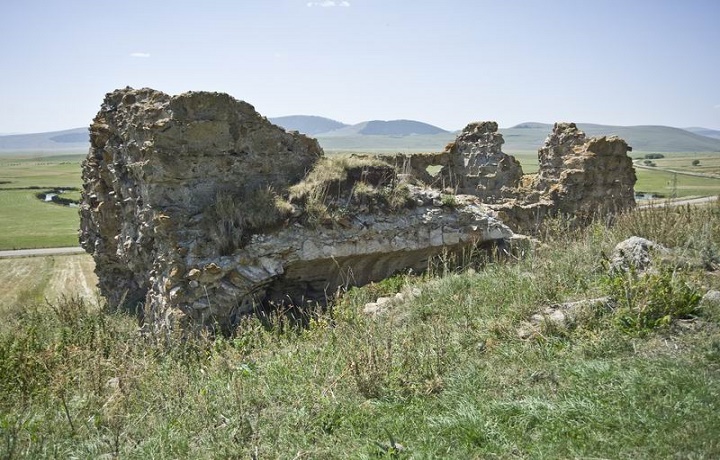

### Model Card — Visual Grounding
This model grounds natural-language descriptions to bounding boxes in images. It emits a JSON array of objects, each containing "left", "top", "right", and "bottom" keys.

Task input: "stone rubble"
[
  {"left": 608, "top": 236, "right": 670, "bottom": 274},
  {"left": 518, "top": 296, "right": 616, "bottom": 339}
]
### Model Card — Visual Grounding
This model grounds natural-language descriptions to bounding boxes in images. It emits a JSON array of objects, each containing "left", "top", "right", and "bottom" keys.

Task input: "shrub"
[{"left": 605, "top": 268, "right": 701, "bottom": 334}]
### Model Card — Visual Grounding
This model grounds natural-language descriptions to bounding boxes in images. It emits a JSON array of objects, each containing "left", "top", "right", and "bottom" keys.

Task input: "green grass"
[
  {"left": 2, "top": 204, "right": 720, "bottom": 458},
  {"left": 0, "top": 189, "right": 80, "bottom": 249}
]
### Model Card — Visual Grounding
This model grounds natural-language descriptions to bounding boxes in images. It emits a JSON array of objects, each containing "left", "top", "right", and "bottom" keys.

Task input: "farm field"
[
  {"left": 634, "top": 166, "right": 720, "bottom": 198},
  {"left": 0, "top": 253, "right": 98, "bottom": 319},
  {"left": 647, "top": 152, "right": 720, "bottom": 176},
  {"left": 1, "top": 152, "right": 719, "bottom": 250},
  {"left": 0, "top": 154, "right": 84, "bottom": 249}
]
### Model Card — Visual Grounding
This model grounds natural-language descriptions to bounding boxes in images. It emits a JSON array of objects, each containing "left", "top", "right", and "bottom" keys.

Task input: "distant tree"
[
  {"left": 644, "top": 153, "right": 665, "bottom": 159},
  {"left": 692, "top": 159, "right": 701, "bottom": 166}
]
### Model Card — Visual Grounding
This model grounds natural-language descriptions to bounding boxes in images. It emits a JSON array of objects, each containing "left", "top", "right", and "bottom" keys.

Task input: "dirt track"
[
  {"left": 638, "top": 195, "right": 718, "bottom": 209},
  {"left": 0, "top": 246, "right": 85, "bottom": 259}
]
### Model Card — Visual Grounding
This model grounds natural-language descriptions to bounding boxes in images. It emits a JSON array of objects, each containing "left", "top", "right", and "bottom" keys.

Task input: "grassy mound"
[{"left": 2, "top": 202, "right": 720, "bottom": 458}]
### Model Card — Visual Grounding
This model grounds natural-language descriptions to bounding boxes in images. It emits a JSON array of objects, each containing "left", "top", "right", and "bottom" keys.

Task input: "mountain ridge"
[
  {"left": 2, "top": 119, "right": 720, "bottom": 154},
  {"left": 684, "top": 127, "right": 720, "bottom": 140},
  {"left": 503, "top": 122, "right": 720, "bottom": 152}
]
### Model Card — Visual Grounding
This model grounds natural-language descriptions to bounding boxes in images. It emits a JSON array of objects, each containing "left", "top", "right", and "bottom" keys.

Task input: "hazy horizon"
[{"left": 2, "top": 0, "right": 719, "bottom": 134}]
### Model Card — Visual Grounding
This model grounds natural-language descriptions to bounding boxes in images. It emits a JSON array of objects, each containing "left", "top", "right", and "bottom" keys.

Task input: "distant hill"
[
  {"left": 3, "top": 120, "right": 720, "bottom": 154},
  {"left": 320, "top": 119, "right": 449, "bottom": 137},
  {"left": 0, "top": 127, "right": 88, "bottom": 152},
  {"left": 501, "top": 122, "right": 720, "bottom": 153},
  {"left": 314, "top": 133, "right": 456, "bottom": 151},
  {"left": 269, "top": 115, "right": 348, "bottom": 135},
  {"left": 685, "top": 127, "right": 720, "bottom": 140}
]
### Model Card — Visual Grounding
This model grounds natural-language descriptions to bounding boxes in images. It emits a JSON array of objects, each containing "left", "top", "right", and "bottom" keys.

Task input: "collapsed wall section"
[
  {"left": 428, "top": 121, "right": 636, "bottom": 233},
  {"left": 530, "top": 122, "right": 636, "bottom": 216}
]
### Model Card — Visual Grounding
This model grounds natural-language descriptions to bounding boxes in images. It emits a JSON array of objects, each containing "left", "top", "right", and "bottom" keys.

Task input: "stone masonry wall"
[{"left": 80, "top": 88, "right": 513, "bottom": 332}]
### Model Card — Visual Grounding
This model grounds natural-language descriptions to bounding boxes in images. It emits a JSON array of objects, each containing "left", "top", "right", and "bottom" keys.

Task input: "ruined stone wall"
[
  {"left": 81, "top": 88, "right": 513, "bottom": 332},
  {"left": 530, "top": 122, "right": 636, "bottom": 217},
  {"left": 81, "top": 88, "right": 322, "bottom": 322},
  {"left": 438, "top": 121, "right": 524, "bottom": 201},
  {"left": 429, "top": 121, "right": 636, "bottom": 233},
  {"left": 81, "top": 88, "right": 636, "bottom": 332}
]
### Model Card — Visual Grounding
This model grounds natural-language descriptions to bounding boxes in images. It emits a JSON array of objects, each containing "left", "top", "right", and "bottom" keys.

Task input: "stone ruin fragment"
[
  {"left": 80, "top": 88, "right": 513, "bottom": 332},
  {"left": 405, "top": 120, "right": 635, "bottom": 233},
  {"left": 437, "top": 121, "right": 523, "bottom": 201},
  {"left": 490, "top": 122, "right": 637, "bottom": 232},
  {"left": 80, "top": 88, "right": 636, "bottom": 332}
]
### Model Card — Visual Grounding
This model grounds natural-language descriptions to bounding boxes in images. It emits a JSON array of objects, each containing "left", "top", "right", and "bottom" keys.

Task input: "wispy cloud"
[
  {"left": 307, "top": 1, "right": 350, "bottom": 7},
  {"left": 129, "top": 52, "right": 151, "bottom": 58},
  {"left": 714, "top": 104, "right": 720, "bottom": 109}
]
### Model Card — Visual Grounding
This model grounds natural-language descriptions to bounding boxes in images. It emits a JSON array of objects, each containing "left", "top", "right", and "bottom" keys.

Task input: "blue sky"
[{"left": 1, "top": 0, "right": 719, "bottom": 133}]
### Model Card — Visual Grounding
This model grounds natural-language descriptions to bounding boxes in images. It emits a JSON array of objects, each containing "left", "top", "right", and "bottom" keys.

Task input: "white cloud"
[
  {"left": 129, "top": 52, "right": 151, "bottom": 58},
  {"left": 307, "top": 1, "right": 350, "bottom": 7}
]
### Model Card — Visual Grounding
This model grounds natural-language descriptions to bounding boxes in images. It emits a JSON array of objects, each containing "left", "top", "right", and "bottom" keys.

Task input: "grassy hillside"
[
  {"left": 502, "top": 123, "right": 720, "bottom": 153},
  {"left": 1, "top": 204, "right": 719, "bottom": 458}
]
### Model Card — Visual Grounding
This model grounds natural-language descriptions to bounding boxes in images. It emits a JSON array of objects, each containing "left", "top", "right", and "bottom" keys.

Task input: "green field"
[
  {"left": 635, "top": 167, "right": 720, "bottom": 197},
  {"left": 647, "top": 152, "right": 720, "bottom": 176},
  {"left": 0, "top": 154, "right": 84, "bottom": 249}
]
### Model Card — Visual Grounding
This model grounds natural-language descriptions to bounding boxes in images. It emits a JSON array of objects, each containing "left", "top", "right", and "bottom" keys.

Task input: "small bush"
[
  {"left": 440, "top": 194, "right": 457, "bottom": 208},
  {"left": 605, "top": 268, "right": 702, "bottom": 334}
]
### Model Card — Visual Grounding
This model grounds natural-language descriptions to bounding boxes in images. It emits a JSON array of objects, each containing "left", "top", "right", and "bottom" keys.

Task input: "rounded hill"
[{"left": 357, "top": 119, "right": 449, "bottom": 136}]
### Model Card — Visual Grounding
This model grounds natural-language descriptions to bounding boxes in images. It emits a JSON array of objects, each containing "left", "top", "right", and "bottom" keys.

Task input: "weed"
[
  {"left": 289, "top": 155, "right": 411, "bottom": 227},
  {"left": 439, "top": 193, "right": 457, "bottom": 208},
  {"left": 605, "top": 268, "right": 702, "bottom": 334}
]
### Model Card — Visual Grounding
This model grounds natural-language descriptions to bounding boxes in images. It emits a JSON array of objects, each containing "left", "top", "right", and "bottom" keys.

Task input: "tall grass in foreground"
[{"left": 2, "top": 203, "right": 720, "bottom": 458}]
